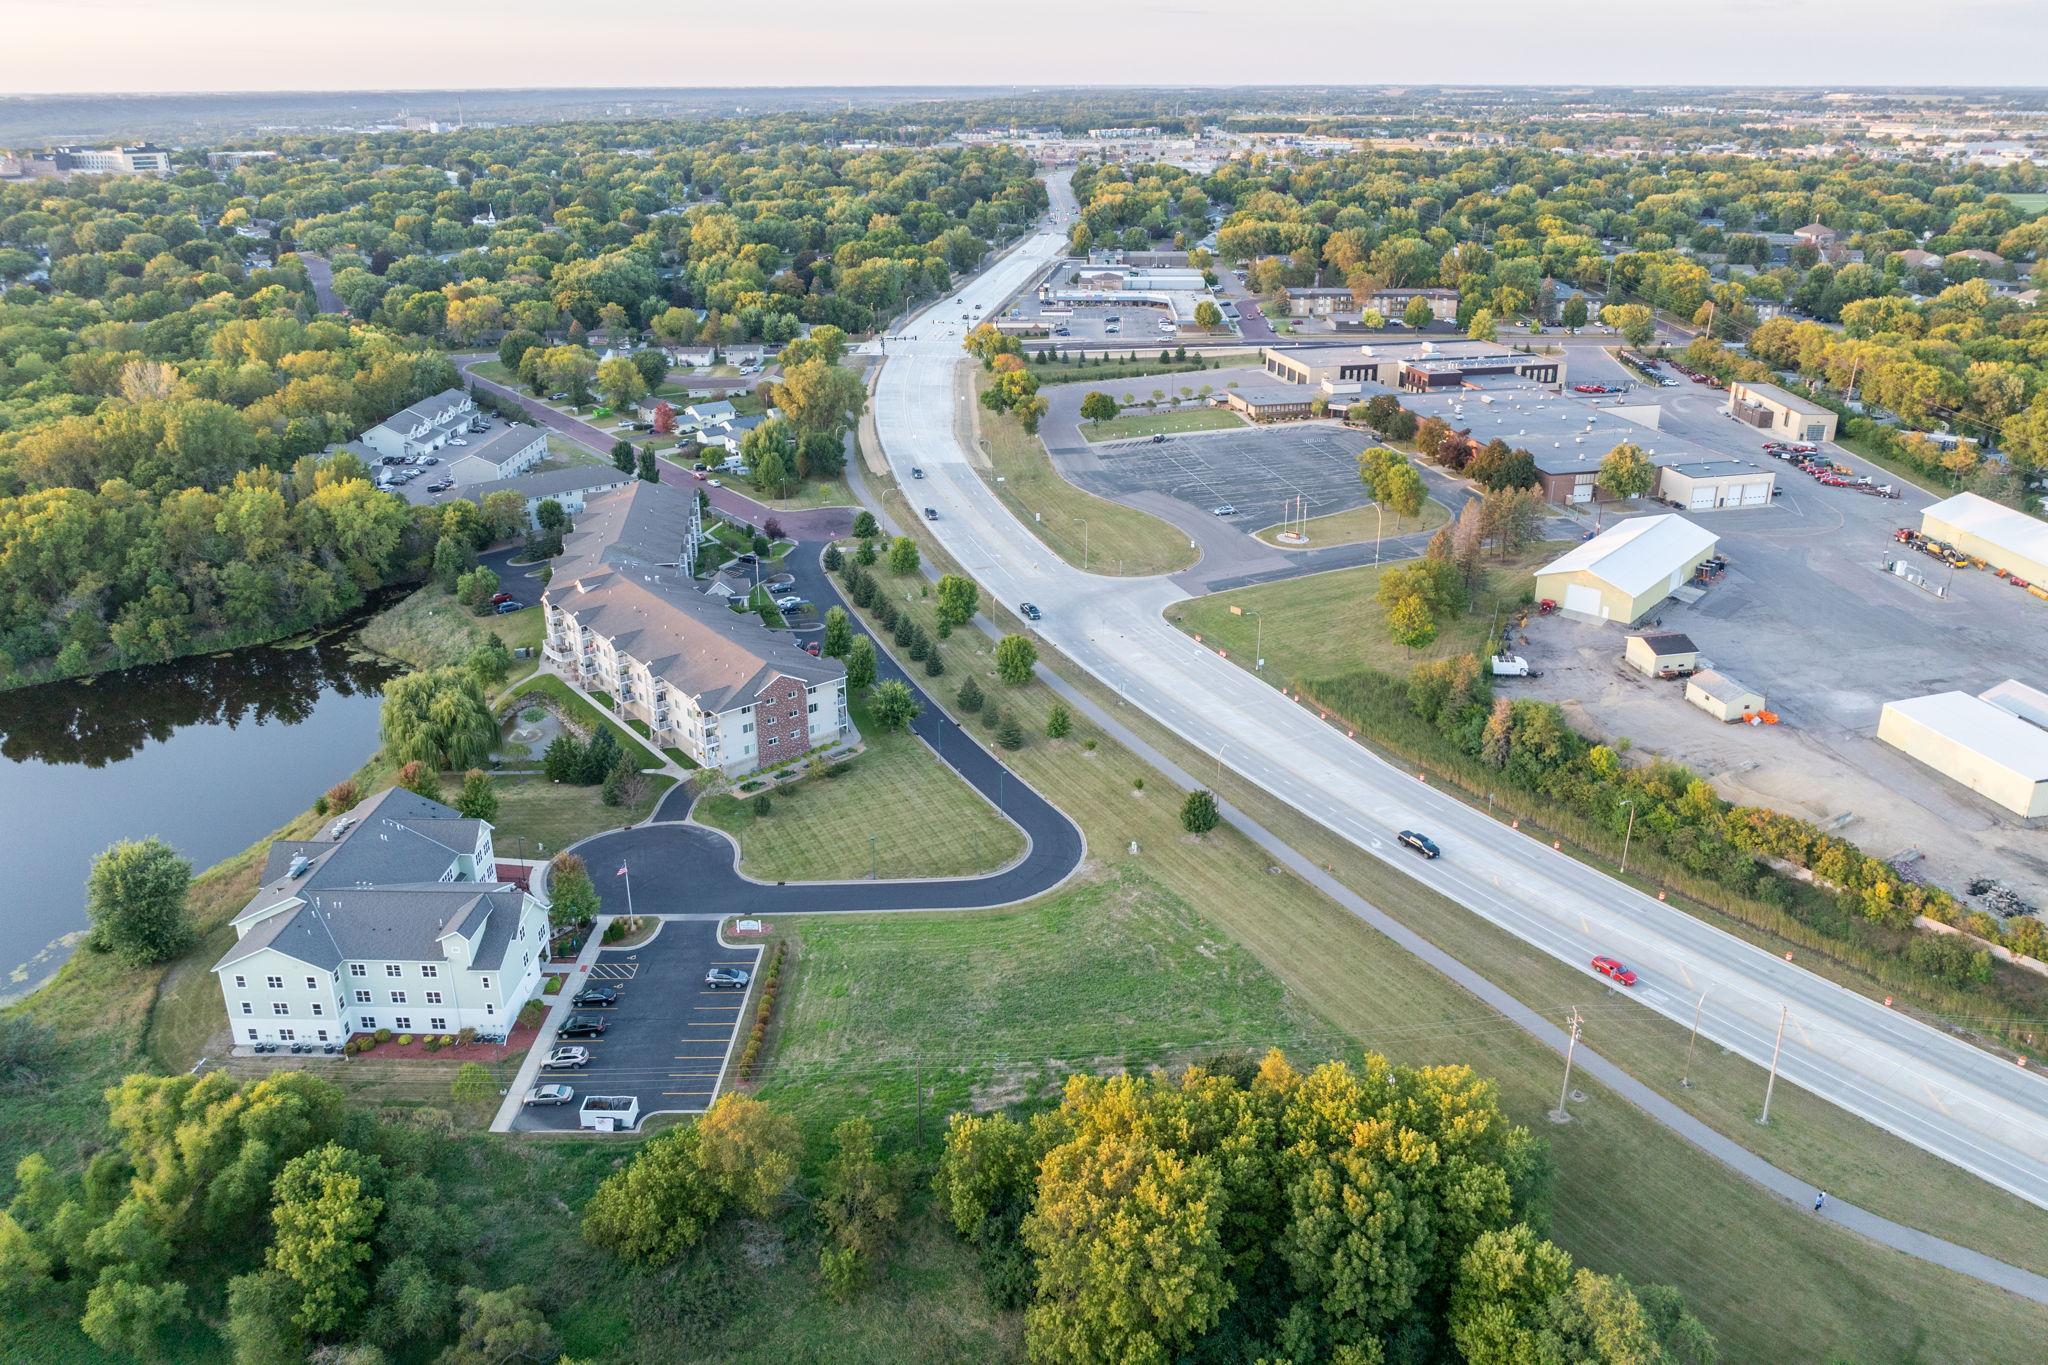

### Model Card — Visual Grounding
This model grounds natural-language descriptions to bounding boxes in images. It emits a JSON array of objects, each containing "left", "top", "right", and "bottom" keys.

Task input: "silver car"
[
  {"left": 524, "top": 1083, "right": 574, "bottom": 1106},
  {"left": 543, "top": 1046, "right": 591, "bottom": 1069}
]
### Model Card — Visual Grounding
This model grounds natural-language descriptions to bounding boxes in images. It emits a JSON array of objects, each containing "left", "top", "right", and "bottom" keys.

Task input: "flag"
[{"left": 616, "top": 865, "right": 628, "bottom": 877}]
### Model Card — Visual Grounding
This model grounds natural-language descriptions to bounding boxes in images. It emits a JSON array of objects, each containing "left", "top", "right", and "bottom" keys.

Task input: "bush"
[
  {"left": 375, "top": 1028, "right": 392, "bottom": 1044},
  {"left": 956, "top": 676, "right": 984, "bottom": 714},
  {"left": 1045, "top": 705, "right": 1072, "bottom": 739},
  {"left": 753, "top": 792, "right": 772, "bottom": 817},
  {"left": 398, "top": 1034, "right": 414, "bottom": 1047},
  {"left": 1179, "top": 789, "right": 1220, "bottom": 833}
]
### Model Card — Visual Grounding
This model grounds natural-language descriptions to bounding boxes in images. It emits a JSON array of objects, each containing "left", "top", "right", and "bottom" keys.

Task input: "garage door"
[
  {"left": 1563, "top": 583, "right": 1605, "bottom": 619},
  {"left": 1804, "top": 422, "right": 1828, "bottom": 442},
  {"left": 1688, "top": 485, "right": 1717, "bottom": 509},
  {"left": 1739, "top": 480, "right": 1771, "bottom": 506}
]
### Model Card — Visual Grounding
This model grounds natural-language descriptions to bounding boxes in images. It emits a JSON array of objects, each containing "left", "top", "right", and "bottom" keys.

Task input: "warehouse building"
[
  {"left": 1534, "top": 515, "right": 1720, "bottom": 624},
  {"left": 1727, "top": 381, "right": 1838, "bottom": 444},
  {"left": 1222, "top": 384, "right": 1317, "bottom": 422},
  {"left": 1657, "top": 458, "right": 1777, "bottom": 510},
  {"left": 1920, "top": 492, "right": 2048, "bottom": 586},
  {"left": 1260, "top": 339, "right": 1563, "bottom": 389},
  {"left": 1877, "top": 692, "right": 2048, "bottom": 819},
  {"left": 1981, "top": 679, "right": 2048, "bottom": 732},
  {"left": 1686, "top": 670, "right": 1767, "bottom": 722}
]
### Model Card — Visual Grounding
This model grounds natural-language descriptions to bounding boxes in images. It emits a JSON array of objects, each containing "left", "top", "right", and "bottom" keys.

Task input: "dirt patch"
[
  {"left": 970, "top": 1063, "right": 1035, "bottom": 1111},
  {"left": 739, "top": 1219, "right": 787, "bottom": 1269}
]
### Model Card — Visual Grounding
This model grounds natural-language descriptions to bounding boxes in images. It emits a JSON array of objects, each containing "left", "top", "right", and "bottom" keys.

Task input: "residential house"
[
  {"left": 1793, "top": 222, "right": 1839, "bottom": 248},
  {"left": 360, "top": 388, "right": 481, "bottom": 461},
  {"left": 445, "top": 424, "right": 548, "bottom": 485},
  {"left": 542, "top": 481, "right": 852, "bottom": 773},
  {"left": 1891, "top": 248, "right": 1943, "bottom": 273},
  {"left": 211, "top": 788, "right": 548, "bottom": 1049}
]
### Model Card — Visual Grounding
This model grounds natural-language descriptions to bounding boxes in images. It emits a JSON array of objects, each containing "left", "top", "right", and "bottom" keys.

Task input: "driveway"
[
  {"left": 480, "top": 546, "right": 547, "bottom": 608},
  {"left": 509, "top": 919, "right": 760, "bottom": 1132}
]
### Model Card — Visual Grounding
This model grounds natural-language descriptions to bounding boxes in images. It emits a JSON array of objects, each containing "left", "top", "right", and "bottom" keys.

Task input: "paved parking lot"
[
  {"left": 1080, "top": 423, "right": 1380, "bottom": 531},
  {"left": 511, "top": 919, "right": 761, "bottom": 1133}
]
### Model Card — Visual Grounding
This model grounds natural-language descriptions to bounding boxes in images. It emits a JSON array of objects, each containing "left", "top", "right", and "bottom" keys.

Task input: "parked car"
[
  {"left": 543, "top": 1046, "right": 591, "bottom": 1069},
  {"left": 1151, "top": 433, "right": 1167, "bottom": 443},
  {"left": 775, "top": 595, "right": 806, "bottom": 612},
  {"left": 524, "top": 1083, "right": 574, "bottom": 1106},
  {"left": 733, "top": 552, "right": 757, "bottom": 565},
  {"left": 1212, "top": 504, "right": 1237, "bottom": 517},
  {"left": 572, "top": 984, "right": 618, "bottom": 1008},
  {"left": 801, "top": 639, "right": 822, "bottom": 657},
  {"left": 557, "top": 1014, "right": 609, "bottom": 1038},
  {"left": 1019, "top": 601, "right": 1042, "bottom": 621},
  {"left": 491, "top": 592, "right": 516, "bottom": 605},
  {"left": 1397, "top": 829, "right": 1441, "bottom": 859},
  {"left": 924, "top": 507, "right": 939, "bottom": 520},
  {"left": 705, "top": 967, "right": 752, "bottom": 990},
  {"left": 1591, "top": 955, "right": 1639, "bottom": 987},
  {"left": 495, "top": 601, "right": 521, "bottom": 615},
  {"left": 428, "top": 480, "right": 454, "bottom": 493}
]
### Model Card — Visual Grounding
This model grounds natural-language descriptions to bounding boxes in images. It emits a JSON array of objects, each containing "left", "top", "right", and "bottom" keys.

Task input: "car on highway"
[
  {"left": 708, "top": 478, "right": 723, "bottom": 487},
  {"left": 524, "top": 1083, "right": 574, "bottom": 1106},
  {"left": 1397, "top": 830, "right": 1441, "bottom": 859},
  {"left": 705, "top": 967, "right": 752, "bottom": 990},
  {"left": 557, "top": 1014, "right": 609, "bottom": 1038},
  {"left": 924, "top": 506, "right": 938, "bottom": 520},
  {"left": 1151, "top": 433, "right": 1167, "bottom": 443},
  {"left": 1591, "top": 955, "right": 1639, "bottom": 987},
  {"left": 572, "top": 984, "right": 618, "bottom": 1008},
  {"left": 911, "top": 467, "right": 924, "bottom": 479},
  {"left": 543, "top": 1046, "right": 590, "bottom": 1069},
  {"left": 1019, "top": 602, "right": 1042, "bottom": 621}
]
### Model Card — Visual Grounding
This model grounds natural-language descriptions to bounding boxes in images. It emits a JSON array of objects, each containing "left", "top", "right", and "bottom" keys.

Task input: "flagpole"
[{"left": 624, "top": 865, "right": 634, "bottom": 919}]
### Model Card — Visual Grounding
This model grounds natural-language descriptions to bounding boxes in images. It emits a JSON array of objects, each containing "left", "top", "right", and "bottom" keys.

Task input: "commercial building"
[
  {"left": 446, "top": 425, "right": 548, "bottom": 485},
  {"left": 1534, "top": 515, "right": 1720, "bottom": 624},
  {"left": 1656, "top": 458, "right": 1777, "bottom": 510},
  {"left": 542, "top": 482, "right": 851, "bottom": 774},
  {"left": 1920, "top": 492, "right": 2048, "bottom": 586},
  {"left": 10, "top": 144, "right": 174, "bottom": 178},
  {"left": 361, "top": 388, "right": 481, "bottom": 461},
  {"left": 1727, "top": 380, "right": 1838, "bottom": 444},
  {"left": 1222, "top": 384, "right": 1317, "bottom": 422},
  {"left": 1625, "top": 631, "right": 1699, "bottom": 678},
  {"left": 1877, "top": 692, "right": 2048, "bottom": 819},
  {"left": 1260, "top": 339, "right": 1563, "bottom": 389},
  {"left": 211, "top": 787, "right": 548, "bottom": 1049},
  {"left": 1685, "top": 670, "right": 1767, "bottom": 722},
  {"left": 1980, "top": 679, "right": 2048, "bottom": 732}
]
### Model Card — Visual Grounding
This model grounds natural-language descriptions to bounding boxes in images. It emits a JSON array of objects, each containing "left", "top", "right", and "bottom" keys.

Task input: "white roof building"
[
  {"left": 1533, "top": 515, "right": 1720, "bottom": 624},
  {"left": 1921, "top": 492, "right": 2048, "bottom": 585},
  {"left": 1878, "top": 692, "right": 2048, "bottom": 819}
]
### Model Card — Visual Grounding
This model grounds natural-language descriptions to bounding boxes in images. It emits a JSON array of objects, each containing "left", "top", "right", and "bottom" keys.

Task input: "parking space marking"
[{"left": 589, "top": 963, "right": 639, "bottom": 980}]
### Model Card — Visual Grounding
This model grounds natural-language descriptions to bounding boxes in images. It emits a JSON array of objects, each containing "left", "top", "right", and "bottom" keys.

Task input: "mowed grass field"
[
  {"left": 696, "top": 702, "right": 1024, "bottom": 881},
  {"left": 863, "top": 511, "right": 2048, "bottom": 1364},
  {"left": 1079, "top": 406, "right": 1245, "bottom": 442},
  {"left": 1254, "top": 497, "right": 1452, "bottom": 548},
  {"left": 488, "top": 771, "right": 675, "bottom": 853},
  {"left": 971, "top": 370, "right": 1195, "bottom": 577}
]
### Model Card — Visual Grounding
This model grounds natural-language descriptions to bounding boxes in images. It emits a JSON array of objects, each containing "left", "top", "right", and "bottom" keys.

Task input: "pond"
[{"left": 0, "top": 628, "right": 397, "bottom": 1001}]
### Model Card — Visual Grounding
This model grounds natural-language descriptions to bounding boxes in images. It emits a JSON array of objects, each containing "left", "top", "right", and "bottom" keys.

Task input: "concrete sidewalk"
[{"left": 489, "top": 916, "right": 611, "bottom": 1133}]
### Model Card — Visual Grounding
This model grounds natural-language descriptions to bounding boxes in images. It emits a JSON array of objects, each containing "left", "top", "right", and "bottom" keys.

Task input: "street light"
[
  {"left": 1076, "top": 518, "right": 1089, "bottom": 569},
  {"left": 1618, "top": 799, "right": 1636, "bottom": 877},
  {"left": 1373, "top": 503, "right": 1385, "bottom": 566}
]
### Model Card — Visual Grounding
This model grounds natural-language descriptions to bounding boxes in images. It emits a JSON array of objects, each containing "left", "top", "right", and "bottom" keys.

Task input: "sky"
[{"left": 8, "top": 0, "right": 2048, "bottom": 93}]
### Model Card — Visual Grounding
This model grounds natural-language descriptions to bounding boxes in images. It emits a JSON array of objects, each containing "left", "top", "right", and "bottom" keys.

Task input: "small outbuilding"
[
  {"left": 1728, "top": 380, "right": 1838, "bottom": 444},
  {"left": 1657, "top": 459, "right": 1776, "bottom": 510},
  {"left": 1877, "top": 692, "right": 2048, "bottom": 819},
  {"left": 1685, "top": 669, "right": 1767, "bottom": 722},
  {"left": 1625, "top": 631, "right": 1699, "bottom": 678},
  {"left": 1534, "top": 515, "right": 1720, "bottom": 625},
  {"left": 1920, "top": 492, "right": 2048, "bottom": 586}
]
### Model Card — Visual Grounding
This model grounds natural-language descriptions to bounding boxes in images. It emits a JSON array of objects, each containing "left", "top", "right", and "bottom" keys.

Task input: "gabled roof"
[
  {"left": 1688, "top": 669, "right": 1762, "bottom": 706},
  {"left": 1629, "top": 631, "right": 1697, "bottom": 654},
  {"left": 1923, "top": 492, "right": 2048, "bottom": 566},
  {"left": 452, "top": 423, "right": 546, "bottom": 472},
  {"left": 371, "top": 387, "right": 470, "bottom": 435},
  {"left": 1536, "top": 515, "right": 1718, "bottom": 597}
]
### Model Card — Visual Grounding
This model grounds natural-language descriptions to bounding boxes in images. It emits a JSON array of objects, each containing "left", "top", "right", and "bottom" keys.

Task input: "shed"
[
  {"left": 1877, "top": 692, "right": 2048, "bottom": 819},
  {"left": 1920, "top": 492, "right": 2048, "bottom": 586},
  {"left": 1727, "top": 380, "right": 1838, "bottom": 443},
  {"left": 1534, "top": 515, "right": 1720, "bottom": 625},
  {"left": 1685, "top": 669, "right": 1766, "bottom": 722},
  {"left": 1625, "top": 631, "right": 1699, "bottom": 678},
  {"left": 1656, "top": 459, "right": 1776, "bottom": 510}
]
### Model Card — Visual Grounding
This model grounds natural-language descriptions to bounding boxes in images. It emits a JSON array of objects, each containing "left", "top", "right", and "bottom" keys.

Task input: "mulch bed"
[{"left": 350, "top": 1019, "right": 541, "bottom": 1064}]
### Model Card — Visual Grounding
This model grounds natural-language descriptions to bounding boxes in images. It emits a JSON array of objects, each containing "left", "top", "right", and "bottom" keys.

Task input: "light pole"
[
  {"left": 1374, "top": 502, "right": 1385, "bottom": 566},
  {"left": 1618, "top": 799, "right": 1636, "bottom": 877},
  {"left": 1076, "top": 518, "right": 1089, "bottom": 570}
]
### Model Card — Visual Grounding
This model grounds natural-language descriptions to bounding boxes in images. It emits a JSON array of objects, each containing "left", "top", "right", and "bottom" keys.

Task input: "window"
[
  {"left": 787, "top": 709, "right": 798, "bottom": 720},
  {"left": 247, "top": 1029, "right": 259, "bottom": 1042},
  {"left": 234, "top": 974, "right": 246, "bottom": 989},
  {"left": 421, "top": 964, "right": 438, "bottom": 978},
  {"left": 389, "top": 991, "right": 407, "bottom": 1004},
  {"left": 305, "top": 976, "right": 317, "bottom": 990},
  {"left": 485, "top": 1004, "right": 495, "bottom": 1016},
  {"left": 766, "top": 735, "right": 779, "bottom": 747},
  {"left": 273, "top": 1003, "right": 289, "bottom": 1015},
  {"left": 310, "top": 1004, "right": 324, "bottom": 1017},
  {"left": 350, "top": 963, "right": 366, "bottom": 977},
  {"left": 808, "top": 702, "right": 819, "bottom": 714},
  {"left": 386, "top": 964, "right": 402, "bottom": 977},
  {"left": 279, "top": 1029, "right": 294, "bottom": 1041},
  {"left": 317, "top": 1030, "right": 329, "bottom": 1043},
  {"left": 481, "top": 977, "right": 491, "bottom": 991},
  {"left": 394, "top": 1017, "right": 412, "bottom": 1030},
  {"left": 266, "top": 975, "right": 283, "bottom": 989},
  {"left": 425, "top": 991, "right": 442, "bottom": 1005},
  {"left": 241, "top": 1002, "right": 253, "bottom": 1016},
  {"left": 430, "top": 1017, "right": 447, "bottom": 1031},
  {"left": 355, "top": 990, "right": 371, "bottom": 1004},
  {"left": 360, "top": 1017, "right": 375, "bottom": 1030}
]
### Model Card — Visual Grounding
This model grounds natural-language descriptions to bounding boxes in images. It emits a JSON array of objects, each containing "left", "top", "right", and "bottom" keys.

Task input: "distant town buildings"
[{"left": 0, "top": 144, "right": 171, "bottom": 180}]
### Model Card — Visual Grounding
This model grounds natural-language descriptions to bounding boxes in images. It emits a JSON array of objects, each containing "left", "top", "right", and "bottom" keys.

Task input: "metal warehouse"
[
  {"left": 1534, "top": 515, "right": 1720, "bottom": 625},
  {"left": 1877, "top": 691, "right": 2048, "bottom": 819},
  {"left": 1920, "top": 492, "right": 2048, "bottom": 586}
]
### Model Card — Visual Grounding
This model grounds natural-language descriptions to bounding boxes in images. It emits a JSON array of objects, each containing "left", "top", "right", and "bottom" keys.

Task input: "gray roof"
[
  {"left": 461, "top": 466, "right": 636, "bottom": 505},
  {"left": 215, "top": 788, "right": 524, "bottom": 973},
  {"left": 373, "top": 387, "right": 471, "bottom": 435},
  {"left": 545, "top": 481, "right": 843, "bottom": 711},
  {"left": 1630, "top": 631, "right": 1698, "bottom": 654},
  {"left": 1664, "top": 458, "right": 1767, "bottom": 479},
  {"left": 453, "top": 423, "right": 546, "bottom": 473}
]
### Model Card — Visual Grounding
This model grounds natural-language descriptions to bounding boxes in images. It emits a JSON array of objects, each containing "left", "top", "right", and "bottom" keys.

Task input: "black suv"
[
  {"left": 1019, "top": 602, "right": 1042, "bottom": 621},
  {"left": 1397, "top": 830, "right": 1441, "bottom": 859},
  {"left": 572, "top": 984, "right": 619, "bottom": 1008},
  {"left": 557, "top": 1013, "right": 610, "bottom": 1038}
]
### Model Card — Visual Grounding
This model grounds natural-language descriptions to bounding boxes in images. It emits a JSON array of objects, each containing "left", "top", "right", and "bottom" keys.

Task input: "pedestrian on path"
[{"left": 1814, "top": 1190, "right": 1826, "bottom": 1212}]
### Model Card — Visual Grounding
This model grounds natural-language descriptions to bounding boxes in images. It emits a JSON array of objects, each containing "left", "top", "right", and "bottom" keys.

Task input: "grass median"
[
  {"left": 1077, "top": 406, "right": 1245, "bottom": 442},
  {"left": 1253, "top": 497, "right": 1452, "bottom": 549}
]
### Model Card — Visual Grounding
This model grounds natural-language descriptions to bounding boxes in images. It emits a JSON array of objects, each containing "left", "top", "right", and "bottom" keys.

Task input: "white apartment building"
[
  {"left": 361, "top": 388, "right": 481, "bottom": 461},
  {"left": 212, "top": 788, "right": 548, "bottom": 1049},
  {"left": 542, "top": 482, "right": 851, "bottom": 774}
]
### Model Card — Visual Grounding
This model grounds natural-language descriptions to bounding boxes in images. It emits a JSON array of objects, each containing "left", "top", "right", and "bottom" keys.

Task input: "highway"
[{"left": 867, "top": 178, "right": 2048, "bottom": 1209}]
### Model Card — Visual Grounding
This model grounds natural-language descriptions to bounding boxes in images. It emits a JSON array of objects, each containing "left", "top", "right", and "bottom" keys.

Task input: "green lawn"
[
  {"left": 1079, "top": 406, "right": 1245, "bottom": 442},
  {"left": 356, "top": 589, "right": 544, "bottom": 696},
  {"left": 972, "top": 371, "right": 1195, "bottom": 577},
  {"left": 486, "top": 771, "right": 675, "bottom": 855},
  {"left": 1029, "top": 355, "right": 1217, "bottom": 385},
  {"left": 1254, "top": 497, "right": 1451, "bottom": 548},
  {"left": 697, "top": 706, "right": 1024, "bottom": 881},
  {"left": 1166, "top": 541, "right": 1563, "bottom": 680},
  {"left": 503, "top": 674, "right": 664, "bottom": 767},
  {"left": 2000, "top": 191, "right": 2048, "bottom": 215}
]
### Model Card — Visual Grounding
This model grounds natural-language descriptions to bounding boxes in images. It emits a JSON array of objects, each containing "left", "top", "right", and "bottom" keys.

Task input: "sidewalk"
[{"left": 489, "top": 916, "right": 611, "bottom": 1133}]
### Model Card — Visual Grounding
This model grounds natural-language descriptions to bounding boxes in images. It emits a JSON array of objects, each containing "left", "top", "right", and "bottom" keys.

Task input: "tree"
[
  {"left": 1598, "top": 441, "right": 1656, "bottom": 499},
  {"left": 80, "top": 1276, "right": 192, "bottom": 1358},
  {"left": 1193, "top": 300, "right": 1223, "bottom": 330},
  {"left": 396, "top": 760, "right": 441, "bottom": 802},
  {"left": 546, "top": 853, "right": 599, "bottom": 929},
  {"left": 774, "top": 358, "right": 866, "bottom": 438},
  {"left": 996, "top": 714, "right": 1025, "bottom": 750},
  {"left": 454, "top": 770, "right": 497, "bottom": 822},
  {"left": 381, "top": 667, "right": 498, "bottom": 770},
  {"left": 611, "top": 438, "right": 635, "bottom": 474},
  {"left": 535, "top": 499, "right": 570, "bottom": 537},
  {"left": 1388, "top": 594, "right": 1439, "bottom": 650},
  {"left": 268, "top": 1142, "right": 385, "bottom": 1334},
  {"left": 595, "top": 356, "right": 647, "bottom": 412},
  {"left": 695, "top": 1094, "right": 802, "bottom": 1216},
  {"left": 465, "top": 635, "right": 512, "bottom": 689},
  {"left": 935, "top": 574, "right": 980, "bottom": 628},
  {"left": 887, "top": 535, "right": 920, "bottom": 575},
  {"left": 1449, "top": 1225, "right": 1663, "bottom": 1365},
  {"left": 852, "top": 510, "right": 878, "bottom": 540},
  {"left": 845, "top": 635, "right": 877, "bottom": 691},
  {"left": 1079, "top": 390, "right": 1119, "bottom": 426},
  {"left": 581, "top": 1124, "right": 726, "bottom": 1265},
  {"left": 1180, "top": 789, "right": 1220, "bottom": 834},
  {"left": 638, "top": 447, "right": 659, "bottom": 483},
  {"left": 437, "top": 1285, "right": 561, "bottom": 1365},
  {"left": 1480, "top": 485, "right": 1544, "bottom": 556},
  {"left": 1046, "top": 705, "right": 1072, "bottom": 739},
  {"left": 223, "top": 1269, "right": 307, "bottom": 1365},
  {"left": 456, "top": 565, "right": 500, "bottom": 615},
  {"left": 818, "top": 1116, "right": 902, "bottom": 1266},
  {"left": 956, "top": 676, "right": 984, "bottom": 714},
  {"left": 1562, "top": 294, "right": 1589, "bottom": 331},
  {"left": 1404, "top": 294, "right": 1436, "bottom": 329},
  {"left": 1381, "top": 461, "right": 1427, "bottom": 517},
  {"left": 1466, "top": 307, "right": 1499, "bottom": 342},
  {"left": 994, "top": 634, "right": 1037, "bottom": 685},
  {"left": 449, "top": 1062, "right": 495, "bottom": 1113},
  {"left": 1602, "top": 302, "right": 1656, "bottom": 348},
  {"left": 868, "top": 680, "right": 921, "bottom": 733},
  {"left": 85, "top": 837, "right": 191, "bottom": 965},
  {"left": 432, "top": 535, "right": 473, "bottom": 592},
  {"left": 822, "top": 606, "right": 854, "bottom": 658}
]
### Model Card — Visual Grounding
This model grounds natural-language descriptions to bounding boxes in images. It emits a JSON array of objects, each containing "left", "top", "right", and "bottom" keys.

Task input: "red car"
[
  {"left": 490, "top": 592, "right": 515, "bottom": 605},
  {"left": 1591, "top": 956, "right": 1638, "bottom": 987}
]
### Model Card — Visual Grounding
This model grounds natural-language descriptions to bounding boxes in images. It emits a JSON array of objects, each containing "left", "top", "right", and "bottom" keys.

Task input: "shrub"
[
  {"left": 398, "top": 1034, "right": 414, "bottom": 1047},
  {"left": 1045, "top": 705, "right": 1072, "bottom": 739},
  {"left": 753, "top": 792, "right": 772, "bottom": 817},
  {"left": 1180, "top": 790, "right": 1221, "bottom": 835},
  {"left": 956, "top": 676, "right": 984, "bottom": 714},
  {"left": 376, "top": 1028, "right": 393, "bottom": 1044}
]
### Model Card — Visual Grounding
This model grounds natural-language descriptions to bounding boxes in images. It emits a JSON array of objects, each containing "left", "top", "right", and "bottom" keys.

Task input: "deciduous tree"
[
  {"left": 994, "top": 634, "right": 1037, "bottom": 685},
  {"left": 85, "top": 837, "right": 192, "bottom": 965}
]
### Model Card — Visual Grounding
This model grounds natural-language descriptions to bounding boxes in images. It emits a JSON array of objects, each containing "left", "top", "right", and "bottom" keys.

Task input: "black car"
[
  {"left": 1397, "top": 830, "right": 1441, "bottom": 859},
  {"left": 1019, "top": 602, "right": 1042, "bottom": 621},
  {"left": 572, "top": 984, "right": 619, "bottom": 1008},
  {"left": 911, "top": 466, "right": 925, "bottom": 479},
  {"left": 557, "top": 1013, "right": 610, "bottom": 1038},
  {"left": 923, "top": 507, "right": 938, "bottom": 520}
]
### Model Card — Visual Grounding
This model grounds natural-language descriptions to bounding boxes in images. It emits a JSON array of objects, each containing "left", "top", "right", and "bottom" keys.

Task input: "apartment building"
[
  {"left": 361, "top": 388, "right": 482, "bottom": 461},
  {"left": 211, "top": 788, "right": 548, "bottom": 1049}
]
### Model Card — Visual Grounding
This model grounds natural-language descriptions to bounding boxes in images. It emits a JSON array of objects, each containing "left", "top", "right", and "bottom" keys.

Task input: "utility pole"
[
  {"left": 1619, "top": 799, "right": 1637, "bottom": 877},
  {"left": 1760, "top": 1005, "right": 1788, "bottom": 1125},
  {"left": 1681, "top": 992, "right": 1706, "bottom": 1089},
  {"left": 1551, "top": 1007, "right": 1583, "bottom": 1122}
]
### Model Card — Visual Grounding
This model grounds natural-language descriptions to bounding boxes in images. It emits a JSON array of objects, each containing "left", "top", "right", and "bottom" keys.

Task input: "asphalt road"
[{"left": 867, "top": 177, "right": 2048, "bottom": 1208}]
